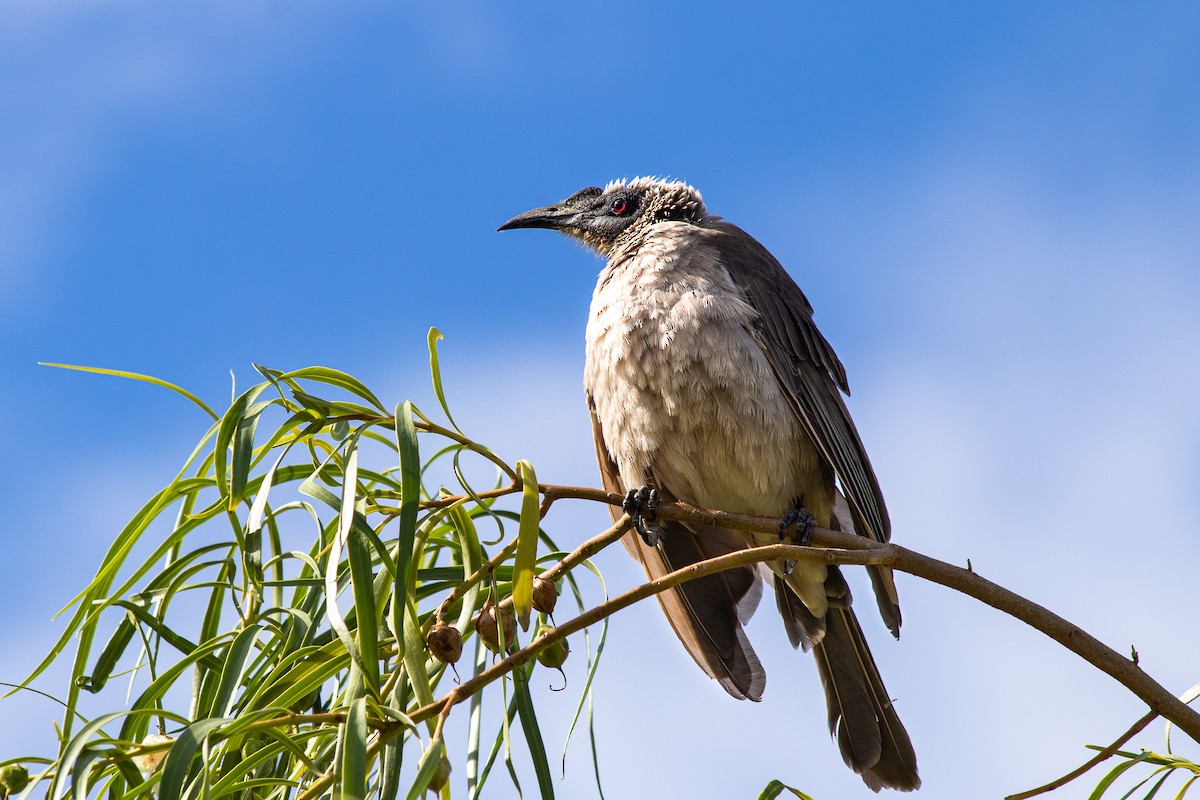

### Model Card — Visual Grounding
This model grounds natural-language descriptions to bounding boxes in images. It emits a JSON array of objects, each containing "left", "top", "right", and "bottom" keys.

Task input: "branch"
[
  {"left": 537, "top": 489, "right": 1200, "bottom": 745},
  {"left": 293, "top": 487, "right": 1199, "bottom": 798},
  {"left": 294, "top": 539, "right": 869, "bottom": 800},
  {"left": 456, "top": 486, "right": 1200, "bottom": 746},
  {"left": 658, "top": 500, "right": 1200, "bottom": 746}
]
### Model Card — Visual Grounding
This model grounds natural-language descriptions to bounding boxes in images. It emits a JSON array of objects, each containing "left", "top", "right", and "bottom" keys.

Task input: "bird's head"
[{"left": 497, "top": 177, "right": 706, "bottom": 257}]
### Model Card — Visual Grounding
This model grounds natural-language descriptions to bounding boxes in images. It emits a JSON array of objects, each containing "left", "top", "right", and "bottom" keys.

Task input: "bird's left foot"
[
  {"left": 622, "top": 486, "right": 661, "bottom": 547},
  {"left": 778, "top": 500, "right": 815, "bottom": 575}
]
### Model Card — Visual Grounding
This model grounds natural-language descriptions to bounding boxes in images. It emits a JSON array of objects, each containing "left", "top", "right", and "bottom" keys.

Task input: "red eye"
[{"left": 611, "top": 198, "right": 628, "bottom": 215}]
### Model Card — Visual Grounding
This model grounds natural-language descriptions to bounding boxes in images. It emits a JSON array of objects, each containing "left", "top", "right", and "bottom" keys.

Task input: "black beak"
[{"left": 497, "top": 203, "right": 580, "bottom": 232}]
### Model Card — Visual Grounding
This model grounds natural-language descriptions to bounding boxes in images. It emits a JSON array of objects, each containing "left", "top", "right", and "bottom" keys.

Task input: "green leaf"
[
  {"left": 560, "top": 559, "right": 608, "bottom": 791},
  {"left": 85, "top": 612, "right": 138, "bottom": 695},
  {"left": 512, "top": 460, "right": 540, "bottom": 630},
  {"left": 50, "top": 711, "right": 138, "bottom": 800},
  {"left": 211, "top": 624, "right": 262, "bottom": 718},
  {"left": 16, "top": 465, "right": 215, "bottom": 738},
  {"left": 337, "top": 698, "right": 369, "bottom": 800},
  {"left": 379, "top": 736, "right": 404, "bottom": 800},
  {"left": 401, "top": 597, "right": 436, "bottom": 713},
  {"left": 158, "top": 717, "right": 230, "bottom": 800},
  {"left": 230, "top": 399, "right": 269, "bottom": 505},
  {"left": 406, "top": 737, "right": 445, "bottom": 800},
  {"left": 1091, "top": 752, "right": 1152, "bottom": 800},
  {"left": 214, "top": 386, "right": 271, "bottom": 510},
  {"left": 427, "top": 327, "right": 461, "bottom": 432},
  {"left": 348, "top": 526, "right": 380, "bottom": 696},
  {"left": 69, "top": 744, "right": 111, "bottom": 800},
  {"left": 263, "top": 365, "right": 388, "bottom": 413},
  {"left": 513, "top": 666, "right": 555, "bottom": 799},
  {"left": 392, "top": 401, "right": 421, "bottom": 661},
  {"left": 446, "top": 504, "right": 484, "bottom": 635},
  {"left": 1139, "top": 769, "right": 1177, "bottom": 800},
  {"left": 39, "top": 363, "right": 218, "bottom": 419},
  {"left": 342, "top": 433, "right": 381, "bottom": 696},
  {"left": 756, "top": 779, "right": 815, "bottom": 800},
  {"left": 1165, "top": 680, "right": 1200, "bottom": 754}
]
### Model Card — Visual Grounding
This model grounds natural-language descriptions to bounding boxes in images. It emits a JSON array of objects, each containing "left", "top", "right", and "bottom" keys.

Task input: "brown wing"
[
  {"left": 697, "top": 219, "right": 902, "bottom": 635},
  {"left": 587, "top": 397, "right": 766, "bottom": 701}
]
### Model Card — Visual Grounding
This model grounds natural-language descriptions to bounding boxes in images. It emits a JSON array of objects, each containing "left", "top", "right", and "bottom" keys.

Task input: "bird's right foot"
[
  {"left": 622, "top": 486, "right": 661, "bottom": 547},
  {"left": 778, "top": 500, "right": 816, "bottom": 575}
]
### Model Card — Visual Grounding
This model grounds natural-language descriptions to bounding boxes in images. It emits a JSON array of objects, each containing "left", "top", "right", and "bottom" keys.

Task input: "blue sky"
[{"left": 3, "top": 4, "right": 1200, "bottom": 798}]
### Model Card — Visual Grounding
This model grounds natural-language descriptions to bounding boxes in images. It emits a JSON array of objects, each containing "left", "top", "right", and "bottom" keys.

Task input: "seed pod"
[
  {"left": 426, "top": 624, "right": 463, "bottom": 665},
  {"left": 426, "top": 756, "right": 451, "bottom": 794},
  {"left": 531, "top": 576, "right": 558, "bottom": 616},
  {"left": 536, "top": 627, "right": 570, "bottom": 669},
  {"left": 0, "top": 764, "right": 29, "bottom": 795},
  {"left": 474, "top": 600, "right": 516, "bottom": 652}
]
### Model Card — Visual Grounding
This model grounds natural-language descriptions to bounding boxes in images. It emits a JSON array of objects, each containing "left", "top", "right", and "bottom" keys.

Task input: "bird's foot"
[
  {"left": 778, "top": 500, "right": 815, "bottom": 575},
  {"left": 622, "top": 486, "right": 661, "bottom": 547}
]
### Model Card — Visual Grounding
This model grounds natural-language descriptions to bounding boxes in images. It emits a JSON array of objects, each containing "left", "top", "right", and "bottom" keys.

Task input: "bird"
[{"left": 498, "top": 177, "right": 920, "bottom": 792}]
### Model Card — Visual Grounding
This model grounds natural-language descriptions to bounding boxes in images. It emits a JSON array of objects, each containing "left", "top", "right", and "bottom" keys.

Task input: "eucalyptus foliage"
[{"left": 3, "top": 330, "right": 608, "bottom": 800}]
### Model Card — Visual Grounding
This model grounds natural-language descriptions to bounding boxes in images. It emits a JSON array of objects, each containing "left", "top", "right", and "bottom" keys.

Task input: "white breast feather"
[{"left": 583, "top": 224, "right": 806, "bottom": 517}]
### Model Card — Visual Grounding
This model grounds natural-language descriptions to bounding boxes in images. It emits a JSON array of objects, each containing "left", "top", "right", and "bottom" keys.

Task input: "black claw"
[
  {"left": 778, "top": 501, "right": 815, "bottom": 576},
  {"left": 621, "top": 489, "right": 639, "bottom": 515},
  {"left": 778, "top": 503, "right": 815, "bottom": 546},
  {"left": 623, "top": 486, "right": 661, "bottom": 547}
]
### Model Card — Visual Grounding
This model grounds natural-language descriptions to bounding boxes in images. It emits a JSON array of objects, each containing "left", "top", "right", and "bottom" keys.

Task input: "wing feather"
[
  {"left": 697, "top": 219, "right": 902, "bottom": 634},
  {"left": 588, "top": 398, "right": 766, "bottom": 700}
]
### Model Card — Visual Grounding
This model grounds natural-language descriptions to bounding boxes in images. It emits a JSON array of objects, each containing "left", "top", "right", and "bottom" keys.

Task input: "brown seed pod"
[
  {"left": 425, "top": 624, "right": 463, "bottom": 665},
  {"left": 531, "top": 575, "right": 558, "bottom": 616},
  {"left": 536, "top": 627, "right": 570, "bottom": 669},
  {"left": 474, "top": 600, "right": 516, "bottom": 652}
]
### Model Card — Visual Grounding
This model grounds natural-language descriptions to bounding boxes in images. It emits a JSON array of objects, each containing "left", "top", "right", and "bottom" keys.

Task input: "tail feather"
[{"left": 813, "top": 607, "right": 920, "bottom": 792}]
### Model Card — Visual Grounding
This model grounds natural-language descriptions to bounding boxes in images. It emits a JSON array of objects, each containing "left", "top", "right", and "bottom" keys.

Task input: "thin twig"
[
  {"left": 434, "top": 535, "right": 519, "bottom": 625},
  {"left": 433, "top": 491, "right": 631, "bottom": 624},
  {"left": 1006, "top": 709, "right": 1160, "bottom": 800},
  {"left": 495, "top": 514, "right": 633, "bottom": 617}
]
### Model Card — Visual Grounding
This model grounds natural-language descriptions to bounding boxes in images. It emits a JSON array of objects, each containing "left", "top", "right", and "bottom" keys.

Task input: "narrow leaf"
[
  {"left": 511, "top": 460, "right": 540, "bottom": 630},
  {"left": 49, "top": 711, "right": 139, "bottom": 800},
  {"left": 757, "top": 779, "right": 815, "bottom": 800},
  {"left": 158, "top": 718, "right": 230, "bottom": 800},
  {"left": 39, "top": 363, "right": 218, "bottom": 419},
  {"left": 348, "top": 526, "right": 380, "bottom": 695},
  {"left": 405, "top": 738, "right": 445, "bottom": 800},
  {"left": 513, "top": 666, "right": 555, "bottom": 799},
  {"left": 427, "top": 327, "right": 461, "bottom": 432},
  {"left": 338, "top": 698, "right": 369, "bottom": 800},
  {"left": 211, "top": 624, "right": 261, "bottom": 718},
  {"left": 1165, "top": 681, "right": 1200, "bottom": 754},
  {"left": 392, "top": 401, "right": 421, "bottom": 661},
  {"left": 1090, "top": 752, "right": 1152, "bottom": 800},
  {"left": 272, "top": 366, "right": 388, "bottom": 413}
]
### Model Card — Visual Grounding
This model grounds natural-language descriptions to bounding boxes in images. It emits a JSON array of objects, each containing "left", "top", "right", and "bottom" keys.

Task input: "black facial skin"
[{"left": 498, "top": 185, "right": 648, "bottom": 254}]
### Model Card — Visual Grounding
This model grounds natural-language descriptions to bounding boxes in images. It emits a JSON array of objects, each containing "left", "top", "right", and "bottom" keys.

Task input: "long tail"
[{"left": 812, "top": 607, "right": 920, "bottom": 792}]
